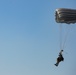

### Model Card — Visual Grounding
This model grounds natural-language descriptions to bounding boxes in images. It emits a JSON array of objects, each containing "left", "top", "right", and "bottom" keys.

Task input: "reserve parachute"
[{"left": 55, "top": 8, "right": 76, "bottom": 50}]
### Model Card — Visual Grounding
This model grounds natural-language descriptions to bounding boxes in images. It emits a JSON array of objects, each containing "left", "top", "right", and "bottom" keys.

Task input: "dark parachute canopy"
[{"left": 55, "top": 8, "right": 76, "bottom": 24}]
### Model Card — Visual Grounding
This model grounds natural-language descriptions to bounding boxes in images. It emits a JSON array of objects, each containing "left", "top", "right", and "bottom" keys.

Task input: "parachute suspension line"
[
  {"left": 59, "top": 24, "right": 70, "bottom": 50},
  {"left": 62, "top": 25, "right": 70, "bottom": 49},
  {"left": 63, "top": 25, "right": 74, "bottom": 49},
  {"left": 59, "top": 25, "right": 74, "bottom": 50},
  {"left": 59, "top": 24, "right": 63, "bottom": 50}
]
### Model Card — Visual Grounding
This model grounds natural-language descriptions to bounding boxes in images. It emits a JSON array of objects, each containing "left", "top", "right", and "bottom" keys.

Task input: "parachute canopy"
[{"left": 55, "top": 8, "right": 76, "bottom": 24}]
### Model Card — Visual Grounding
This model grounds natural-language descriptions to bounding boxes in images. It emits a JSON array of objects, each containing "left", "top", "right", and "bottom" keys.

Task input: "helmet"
[{"left": 61, "top": 50, "right": 63, "bottom": 51}]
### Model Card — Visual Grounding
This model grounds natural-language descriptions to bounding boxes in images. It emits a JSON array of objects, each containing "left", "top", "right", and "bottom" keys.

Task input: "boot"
[{"left": 54, "top": 63, "right": 58, "bottom": 66}]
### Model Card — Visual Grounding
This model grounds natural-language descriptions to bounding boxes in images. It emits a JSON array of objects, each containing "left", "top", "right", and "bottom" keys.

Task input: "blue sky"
[{"left": 0, "top": 0, "right": 76, "bottom": 75}]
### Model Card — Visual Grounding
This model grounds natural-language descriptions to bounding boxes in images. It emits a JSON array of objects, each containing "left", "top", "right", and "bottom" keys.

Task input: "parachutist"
[
  {"left": 54, "top": 8, "right": 76, "bottom": 66},
  {"left": 55, "top": 50, "right": 64, "bottom": 66}
]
